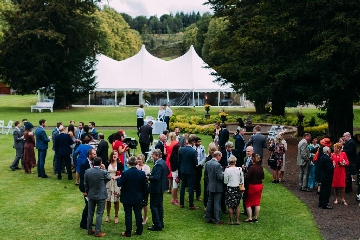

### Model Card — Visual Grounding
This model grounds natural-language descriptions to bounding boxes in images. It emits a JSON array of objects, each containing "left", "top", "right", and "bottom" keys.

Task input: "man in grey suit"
[
  {"left": 205, "top": 151, "right": 224, "bottom": 225},
  {"left": 297, "top": 133, "right": 311, "bottom": 191},
  {"left": 10, "top": 121, "right": 24, "bottom": 171},
  {"left": 246, "top": 125, "right": 267, "bottom": 163},
  {"left": 84, "top": 157, "right": 111, "bottom": 237}
]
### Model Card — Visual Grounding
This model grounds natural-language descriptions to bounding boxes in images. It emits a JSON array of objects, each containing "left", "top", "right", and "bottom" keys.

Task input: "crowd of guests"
[
  {"left": 9, "top": 117, "right": 360, "bottom": 237},
  {"left": 296, "top": 132, "right": 360, "bottom": 209}
]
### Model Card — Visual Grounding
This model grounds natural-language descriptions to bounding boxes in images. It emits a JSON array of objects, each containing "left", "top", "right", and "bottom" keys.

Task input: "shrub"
[{"left": 304, "top": 123, "right": 328, "bottom": 137}]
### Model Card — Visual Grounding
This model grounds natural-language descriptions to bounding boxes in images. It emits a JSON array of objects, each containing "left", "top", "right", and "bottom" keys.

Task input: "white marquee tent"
[{"left": 94, "top": 45, "right": 234, "bottom": 105}]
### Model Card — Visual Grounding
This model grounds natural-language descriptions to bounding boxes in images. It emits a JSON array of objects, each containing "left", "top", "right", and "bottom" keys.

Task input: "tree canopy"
[{"left": 205, "top": 0, "right": 360, "bottom": 139}]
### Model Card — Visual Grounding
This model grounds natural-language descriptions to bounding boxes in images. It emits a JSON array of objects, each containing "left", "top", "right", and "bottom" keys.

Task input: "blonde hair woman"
[
  {"left": 331, "top": 143, "right": 349, "bottom": 205},
  {"left": 165, "top": 132, "right": 178, "bottom": 192}
]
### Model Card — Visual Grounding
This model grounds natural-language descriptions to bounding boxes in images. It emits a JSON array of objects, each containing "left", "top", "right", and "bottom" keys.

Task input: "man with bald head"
[{"left": 155, "top": 134, "right": 167, "bottom": 158}]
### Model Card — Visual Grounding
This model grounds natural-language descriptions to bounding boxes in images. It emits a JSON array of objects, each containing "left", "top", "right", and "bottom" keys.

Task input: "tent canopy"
[{"left": 95, "top": 45, "right": 233, "bottom": 93}]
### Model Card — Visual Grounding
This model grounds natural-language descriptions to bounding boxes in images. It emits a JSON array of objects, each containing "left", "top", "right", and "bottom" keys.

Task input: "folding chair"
[
  {"left": 0, "top": 120, "right": 4, "bottom": 134},
  {"left": 4, "top": 120, "right": 14, "bottom": 135},
  {"left": 145, "top": 140, "right": 158, "bottom": 163}
]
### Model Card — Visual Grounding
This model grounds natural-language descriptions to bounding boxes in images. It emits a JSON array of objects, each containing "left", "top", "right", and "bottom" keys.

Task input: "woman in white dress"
[{"left": 105, "top": 151, "right": 124, "bottom": 224}]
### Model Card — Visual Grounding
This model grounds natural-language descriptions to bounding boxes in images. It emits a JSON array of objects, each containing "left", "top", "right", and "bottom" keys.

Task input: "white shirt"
[
  {"left": 224, "top": 166, "right": 244, "bottom": 187},
  {"left": 165, "top": 106, "right": 172, "bottom": 117},
  {"left": 136, "top": 108, "right": 145, "bottom": 118}
]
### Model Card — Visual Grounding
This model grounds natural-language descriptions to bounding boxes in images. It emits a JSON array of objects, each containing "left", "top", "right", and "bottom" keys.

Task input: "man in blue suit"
[
  {"left": 246, "top": 125, "right": 267, "bottom": 163},
  {"left": 54, "top": 126, "right": 74, "bottom": 180},
  {"left": 147, "top": 149, "right": 169, "bottom": 231},
  {"left": 84, "top": 157, "right": 110, "bottom": 237},
  {"left": 35, "top": 119, "right": 50, "bottom": 178},
  {"left": 179, "top": 137, "right": 199, "bottom": 210},
  {"left": 117, "top": 156, "right": 147, "bottom": 237}
]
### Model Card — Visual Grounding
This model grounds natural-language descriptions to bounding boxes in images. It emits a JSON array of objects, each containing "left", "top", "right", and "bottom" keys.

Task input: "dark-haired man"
[
  {"left": 35, "top": 119, "right": 50, "bottom": 178},
  {"left": 10, "top": 120, "right": 24, "bottom": 171},
  {"left": 88, "top": 122, "right": 98, "bottom": 140}
]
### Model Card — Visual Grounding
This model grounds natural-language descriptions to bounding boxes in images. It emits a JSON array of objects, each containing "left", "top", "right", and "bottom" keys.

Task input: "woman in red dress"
[
  {"left": 112, "top": 131, "right": 128, "bottom": 168},
  {"left": 244, "top": 153, "right": 264, "bottom": 223},
  {"left": 165, "top": 132, "right": 178, "bottom": 192},
  {"left": 331, "top": 143, "right": 349, "bottom": 205},
  {"left": 23, "top": 122, "right": 36, "bottom": 173}
]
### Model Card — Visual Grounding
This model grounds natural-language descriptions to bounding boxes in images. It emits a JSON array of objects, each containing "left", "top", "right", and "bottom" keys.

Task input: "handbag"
[{"left": 267, "top": 157, "right": 276, "bottom": 167}]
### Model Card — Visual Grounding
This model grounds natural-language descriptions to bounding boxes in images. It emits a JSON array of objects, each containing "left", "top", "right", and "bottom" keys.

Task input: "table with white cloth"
[{"left": 144, "top": 120, "right": 167, "bottom": 135}]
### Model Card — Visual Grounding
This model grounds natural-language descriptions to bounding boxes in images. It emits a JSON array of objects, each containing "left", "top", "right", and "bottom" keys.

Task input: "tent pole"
[
  {"left": 167, "top": 91, "right": 169, "bottom": 104},
  {"left": 192, "top": 91, "right": 195, "bottom": 106},
  {"left": 139, "top": 90, "right": 143, "bottom": 105},
  {"left": 88, "top": 92, "right": 91, "bottom": 106},
  {"left": 114, "top": 90, "right": 117, "bottom": 106},
  {"left": 197, "top": 92, "right": 199, "bottom": 106},
  {"left": 123, "top": 91, "right": 126, "bottom": 105},
  {"left": 218, "top": 91, "right": 220, "bottom": 106}
]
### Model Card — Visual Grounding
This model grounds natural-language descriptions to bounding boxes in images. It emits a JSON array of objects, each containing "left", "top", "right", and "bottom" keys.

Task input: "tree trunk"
[
  {"left": 271, "top": 96, "right": 286, "bottom": 116},
  {"left": 254, "top": 99, "right": 267, "bottom": 114},
  {"left": 326, "top": 95, "right": 354, "bottom": 141}
]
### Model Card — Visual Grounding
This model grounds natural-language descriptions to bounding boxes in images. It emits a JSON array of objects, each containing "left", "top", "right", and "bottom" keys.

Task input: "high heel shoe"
[
  {"left": 114, "top": 216, "right": 119, "bottom": 224},
  {"left": 105, "top": 215, "right": 110, "bottom": 223},
  {"left": 341, "top": 200, "right": 348, "bottom": 206},
  {"left": 334, "top": 199, "right": 338, "bottom": 204}
]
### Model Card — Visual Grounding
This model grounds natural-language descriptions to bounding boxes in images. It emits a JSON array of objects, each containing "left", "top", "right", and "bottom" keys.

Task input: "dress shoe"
[
  {"left": 42, "top": 175, "right": 50, "bottom": 178},
  {"left": 206, "top": 219, "right": 214, "bottom": 224},
  {"left": 121, "top": 232, "right": 131, "bottom": 237},
  {"left": 14, "top": 166, "right": 21, "bottom": 170},
  {"left": 215, "top": 221, "right": 224, "bottom": 225},
  {"left": 322, "top": 205, "right": 333, "bottom": 209},
  {"left": 94, "top": 232, "right": 106, "bottom": 237},
  {"left": 147, "top": 226, "right": 162, "bottom": 231},
  {"left": 80, "top": 225, "right": 87, "bottom": 230},
  {"left": 57, "top": 176, "right": 62, "bottom": 180},
  {"left": 88, "top": 229, "right": 95, "bottom": 235},
  {"left": 189, "top": 206, "right": 199, "bottom": 210},
  {"left": 10, "top": 166, "right": 15, "bottom": 171},
  {"left": 68, "top": 177, "right": 73, "bottom": 180},
  {"left": 179, "top": 205, "right": 184, "bottom": 208}
]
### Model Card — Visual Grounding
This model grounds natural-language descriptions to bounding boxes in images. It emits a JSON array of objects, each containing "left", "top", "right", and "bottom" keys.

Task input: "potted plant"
[
  {"left": 219, "top": 109, "right": 228, "bottom": 123},
  {"left": 204, "top": 104, "right": 211, "bottom": 119}
]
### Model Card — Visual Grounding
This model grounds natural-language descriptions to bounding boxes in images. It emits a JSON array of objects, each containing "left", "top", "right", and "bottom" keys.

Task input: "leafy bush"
[{"left": 304, "top": 124, "right": 328, "bottom": 137}]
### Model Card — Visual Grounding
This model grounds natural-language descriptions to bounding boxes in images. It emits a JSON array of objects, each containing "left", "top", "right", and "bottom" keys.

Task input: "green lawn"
[{"left": 0, "top": 94, "right": 324, "bottom": 239}]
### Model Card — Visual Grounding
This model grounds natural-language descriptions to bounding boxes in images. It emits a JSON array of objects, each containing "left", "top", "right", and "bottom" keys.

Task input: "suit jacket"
[
  {"left": 117, "top": 167, "right": 147, "bottom": 204},
  {"left": 179, "top": 145, "right": 198, "bottom": 177},
  {"left": 318, "top": 154, "right": 334, "bottom": 181},
  {"left": 220, "top": 149, "right": 242, "bottom": 169},
  {"left": 204, "top": 158, "right": 224, "bottom": 193},
  {"left": 84, "top": 167, "right": 110, "bottom": 200},
  {"left": 148, "top": 159, "right": 169, "bottom": 194},
  {"left": 234, "top": 134, "right": 245, "bottom": 152},
  {"left": 343, "top": 138, "right": 356, "bottom": 163},
  {"left": 35, "top": 126, "right": 50, "bottom": 150},
  {"left": 218, "top": 128, "right": 229, "bottom": 148},
  {"left": 139, "top": 124, "right": 153, "bottom": 145},
  {"left": 246, "top": 132, "right": 267, "bottom": 157},
  {"left": 52, "top": 128, "right": 60, "bottom": 151},
  {"left": 13, "top": 127, "right": 24, "bottom": 149},
  {"left": 179, "top": 136, "right": 186, "bottom": 148},
  {"left": 90, "top": 128, "right": 98, "bottom": 140},
  {"left": 55, "top": 133, "right": 74, "bottom": 156},
  {"left": 79, "top": 160, "right": 91, "bottom": 193},
  {"left": 297, "top": 138, "right": 310, "bottom": 166},
  {"left": 155, "top": 141, "right": 165, "bottom": 156},
  {"left": 96, "top": 139, "right": 109, "bottom": 164}
]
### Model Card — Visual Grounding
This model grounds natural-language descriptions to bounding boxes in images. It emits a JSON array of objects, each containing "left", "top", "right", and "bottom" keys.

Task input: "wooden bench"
[{"left": 30, "top": 102, "right": 54, "bottom": 113}]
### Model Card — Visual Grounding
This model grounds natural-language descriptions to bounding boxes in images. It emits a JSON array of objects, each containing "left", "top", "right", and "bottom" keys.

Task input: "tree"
[
  {"left": 0, "top": 0, "right": 102, "bottom": 109},
  {"left": 95, "top": 6, "right": 142, "bottom": 61},
  {"left": 0, "top": 0, "right": 14, "bottom": 43}
]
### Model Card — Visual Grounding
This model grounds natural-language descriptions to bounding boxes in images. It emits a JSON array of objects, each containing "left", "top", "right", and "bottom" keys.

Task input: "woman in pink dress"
[
  {"left": 331, "top": 143, "right": 349, "bottom": 205},
  {"left": 165, "top": 132, "right": 178, "bottom": 192}
]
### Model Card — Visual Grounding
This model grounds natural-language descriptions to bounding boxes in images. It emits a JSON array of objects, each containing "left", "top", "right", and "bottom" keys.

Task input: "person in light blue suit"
[{"left": 35, "top": 119, "right": 50, "bottom": 178}]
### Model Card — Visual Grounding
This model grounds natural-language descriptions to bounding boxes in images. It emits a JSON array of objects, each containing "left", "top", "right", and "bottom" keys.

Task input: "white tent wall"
[{"left": 92, "top": 44, "right": 234, "bottom": 106}]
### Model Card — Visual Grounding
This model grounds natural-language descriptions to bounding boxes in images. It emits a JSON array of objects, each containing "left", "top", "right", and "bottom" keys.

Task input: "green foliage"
[
  {"left": 95, "top": 6, "right": 142, "bottom": 61},
  {"left": 0, "top": 0, "right": 102, "bottom": 109},
  {"left": 304, "top": 124, "right": 328, "bottom": 137},
  {"left": 0, "top": 0, "right": 14, "bottom": 42}
]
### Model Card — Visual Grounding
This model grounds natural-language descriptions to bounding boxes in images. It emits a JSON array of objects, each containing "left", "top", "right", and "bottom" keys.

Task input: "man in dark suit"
[
  {"left": 54, "top": 126, "right": 74, "bottom": 180},
  {"left": 179, "top": 137, "right": 199, "bottom": 210},
  {"left": 96, "top": 133, "right": 109, "bottom": 169},
  {"left": 318, "top": 146, "right": 334, "bottom": 209},
  {"left": 147, "top": 149, "right": 169, "bottom": 231},
  {"left": 205, "top": 151, "right": 224, "bottom": 225},
  {"left": 155, "top": 134, "right": 166, "bottom": 158},
  {"left": 139, "top": 120, "right": 153, "bottom": 160},
  {"left": 117, "top": 156, "right": 147, "bottom": 237},
  {"left": 343, "top": 132, "right": 356, "bottom": 193},
  {"left": 84, "top": 157, "right": 110, "bottom": 237},
  {"left": 246, "top": 125, "right": 267, "bottom": 163},
  {"left": 52, "top": 121, "right": 62, "bottom": 174},
  {"left": 35, "top": 119, "right": 51, "bottom": 178},
  {"left": 10, "top": 120, "right": 24, "bottom": 171},
  {"left": 88, "top": 121, "right": 98, "bottom": 140},
  {"left": 234, "top": 127, "right": 246, "bottom": 161},
  {"left": 220, "top": 141, "right": 242, "bottom": 168},
  {"left": 218, "top": 123, "right": 229, "bottom": 151},
  {"left": 79, "top": 148, "right": 97, "bottom": 230}
]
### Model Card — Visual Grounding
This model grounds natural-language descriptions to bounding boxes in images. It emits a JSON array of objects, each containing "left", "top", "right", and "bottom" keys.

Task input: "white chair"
[
  {"left": 145, "top": 140, "right": 159, "bottom": 163},
  {"left": 0, "top": 120, "right": 4, "bottom": 134},
  {"left": 4, "top": 120, "right": 14, "bottom": 135}
]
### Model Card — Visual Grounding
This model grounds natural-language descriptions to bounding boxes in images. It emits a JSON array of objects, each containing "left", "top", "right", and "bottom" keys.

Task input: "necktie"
[{"left": 228, "top": 152, "right": 231, "bottom": 158}]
